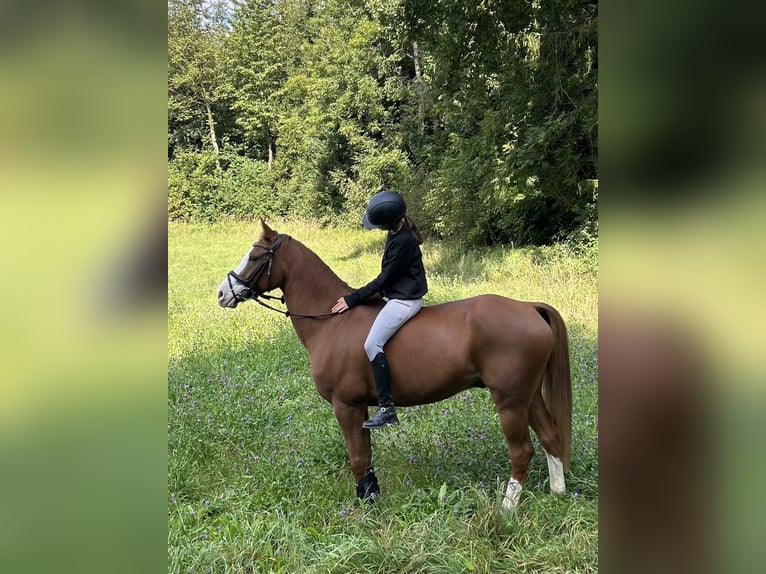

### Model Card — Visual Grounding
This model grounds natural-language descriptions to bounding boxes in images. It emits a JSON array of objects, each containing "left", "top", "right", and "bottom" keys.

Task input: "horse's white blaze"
[
  {"left": 545, "top": 452, "right": 566, "bottom": 495},
  {"left": 217, "top": 251, "right": 251, "bottom": 307},
  {"left": 232, "top": 251, "right": 250, "bottom": 275},
  {"left": 502, "top": 478, "right": 522, "bottom": 510}
]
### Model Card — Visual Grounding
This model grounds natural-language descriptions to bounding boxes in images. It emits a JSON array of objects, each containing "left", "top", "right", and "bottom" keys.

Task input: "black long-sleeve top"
[{"left": 343, "top": 225, "right": 428, "bottom": 308}]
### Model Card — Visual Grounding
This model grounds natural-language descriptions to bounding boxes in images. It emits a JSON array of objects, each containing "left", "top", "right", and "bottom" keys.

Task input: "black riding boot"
[{"left": 363, "top": 352, "right": 399, "bottom": 429}]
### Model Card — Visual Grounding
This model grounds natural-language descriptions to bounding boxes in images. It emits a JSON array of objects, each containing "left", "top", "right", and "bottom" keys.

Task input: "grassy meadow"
[{"left": 168, "top": 220, "right": 598, "bottom": 573}]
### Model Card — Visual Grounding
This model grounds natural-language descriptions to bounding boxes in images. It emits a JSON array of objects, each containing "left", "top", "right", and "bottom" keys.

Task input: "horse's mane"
[{"left": 286, "top": 235, "right": 353, "bottom": 292}]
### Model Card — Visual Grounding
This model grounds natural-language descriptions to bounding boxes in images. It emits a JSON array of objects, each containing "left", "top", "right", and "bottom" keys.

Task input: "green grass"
[{"left": 169, "top": 220, "right": 598, "bottom": 573}]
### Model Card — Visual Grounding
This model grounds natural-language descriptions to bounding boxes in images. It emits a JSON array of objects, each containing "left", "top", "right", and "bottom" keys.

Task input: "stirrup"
[{"left": 362, "top": 406, "right": 399, "bottom": 429}]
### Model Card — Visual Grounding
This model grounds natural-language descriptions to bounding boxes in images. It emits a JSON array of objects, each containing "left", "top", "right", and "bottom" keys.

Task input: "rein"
[
  {"left": 227, "top": 234, "right": 339, "bottom": 320},
  {"left": 251, "top": 293, "right": 338, "bottom": 319}
]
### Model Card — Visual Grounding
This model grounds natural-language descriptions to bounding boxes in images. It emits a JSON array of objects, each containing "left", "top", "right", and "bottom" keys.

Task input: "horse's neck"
[{"left": 281, "top": 238, "right": 350, "bottom": 349}]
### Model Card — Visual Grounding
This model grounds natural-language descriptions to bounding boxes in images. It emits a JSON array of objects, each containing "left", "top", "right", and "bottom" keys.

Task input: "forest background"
[{"left": 168, "top": 0, "right": 597, "bottom": 249}]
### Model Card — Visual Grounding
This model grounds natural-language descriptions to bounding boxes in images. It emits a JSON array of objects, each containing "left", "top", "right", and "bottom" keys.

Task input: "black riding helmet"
[{"left": 362, "top": 190, "right": 406, "bottom": 230}]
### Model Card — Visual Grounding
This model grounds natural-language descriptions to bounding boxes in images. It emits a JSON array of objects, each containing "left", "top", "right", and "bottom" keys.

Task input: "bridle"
[
  {"left": 226, "top": 234, "right": 337, "bottom": 319},
  {"left": 227, "top": 235, "right": 284, "bottom": 302}
]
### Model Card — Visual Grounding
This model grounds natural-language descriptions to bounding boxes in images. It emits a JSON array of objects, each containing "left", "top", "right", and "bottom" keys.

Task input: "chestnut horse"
[{"left": 217, "top": 222, "right": 572, "bottom": 509}]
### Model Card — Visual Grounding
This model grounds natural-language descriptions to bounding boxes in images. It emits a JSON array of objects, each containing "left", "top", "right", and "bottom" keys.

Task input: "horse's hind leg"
[
  {"left": 529, "top": 390, "right": 566, "bottom": 496},
  {"left": 491, "top": 390, "right": 536, "bottom": 511}
]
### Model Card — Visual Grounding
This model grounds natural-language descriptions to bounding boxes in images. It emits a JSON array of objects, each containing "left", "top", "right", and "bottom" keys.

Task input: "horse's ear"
[{"left": 260, "top": 218, "right": 278, "bottom": 242}]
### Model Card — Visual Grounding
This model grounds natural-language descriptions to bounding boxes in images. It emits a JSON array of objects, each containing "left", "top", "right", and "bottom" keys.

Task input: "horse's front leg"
[{"left": 332, "top": 400, "right": 379, "bottom": 501}]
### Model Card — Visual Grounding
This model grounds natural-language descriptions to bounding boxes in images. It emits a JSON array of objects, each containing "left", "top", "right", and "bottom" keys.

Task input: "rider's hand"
[{"left": 332, "top": 297, "right": 349, "bottom": 314}]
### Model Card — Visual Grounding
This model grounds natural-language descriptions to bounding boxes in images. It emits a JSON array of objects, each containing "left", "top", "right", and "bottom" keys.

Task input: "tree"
[
  {"left": 402, "top": 0, "right": 597, "bottom": 244},
  {"left": 168, "top": 0, "right": 233, "bottom": 170},
  {"left": 268, "top": 0, "right": 412, "bottom": 217},
  {"left": 166, "top": 0, "right": 598, "bottom": 247},
  {"left": 227, "top": 1, "right": 287, "bottom": 167}
]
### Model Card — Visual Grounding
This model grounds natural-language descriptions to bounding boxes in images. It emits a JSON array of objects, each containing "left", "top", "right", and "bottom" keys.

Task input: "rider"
[{"left": 331, "top": 190, "right": 428, "bottom": 428}]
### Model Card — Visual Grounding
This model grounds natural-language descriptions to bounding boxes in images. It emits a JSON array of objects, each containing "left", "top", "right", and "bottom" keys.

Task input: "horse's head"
[{"left": 217, "top": 220, "right": 286, "bottom": 308}]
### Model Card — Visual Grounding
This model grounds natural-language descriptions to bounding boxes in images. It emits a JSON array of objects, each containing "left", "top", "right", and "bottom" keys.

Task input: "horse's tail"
[{"left": 534, "top": 303, "right": 572, "bottom": 472}]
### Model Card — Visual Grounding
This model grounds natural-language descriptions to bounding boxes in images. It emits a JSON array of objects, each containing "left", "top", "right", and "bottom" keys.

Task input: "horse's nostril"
[{"left": 218, "top": 290, "right": 223, "bottom": 299}]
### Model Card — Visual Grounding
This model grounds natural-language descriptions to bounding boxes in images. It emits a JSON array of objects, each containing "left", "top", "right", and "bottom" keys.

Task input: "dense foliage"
[{"left": 168, "top": 0, "right": 597, "bottom": 246}]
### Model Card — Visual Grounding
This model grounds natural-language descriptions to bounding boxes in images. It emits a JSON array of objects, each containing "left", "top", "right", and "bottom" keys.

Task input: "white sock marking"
[
  {"left": 545, "top": 452, "right": 566, "bottom": 495},
  {"left": 502, "top": 478, "right": 523, "bottom": 511}
]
